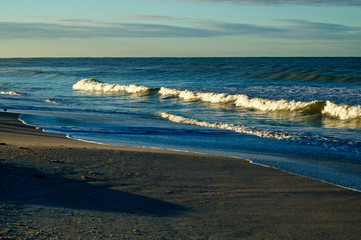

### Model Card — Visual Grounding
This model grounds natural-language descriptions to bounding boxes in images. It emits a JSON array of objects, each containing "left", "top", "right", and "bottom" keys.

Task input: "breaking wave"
[
  {"left": 157, "top": 112, "right": 298, "bottom": 140},
  {"left": 72, "top": 78, "right": 158, "bottom": 94},
  {"left": 45, "top": 99, "right": 58, "bottom": 104},
  {"left": 158, "top": 87, "right": 361, "bottom": 120},
  {"left": 0, "top": 91, "right": 21, "bottom": 96},
  {"left": 158, "top": 112, "right": 361, "bottom": 153},
  {"left": 73, "top": 79, "right": 361, "bottom": 121},
  {"left": 322, "top": 101, "right": 361, "bottom": 121}
]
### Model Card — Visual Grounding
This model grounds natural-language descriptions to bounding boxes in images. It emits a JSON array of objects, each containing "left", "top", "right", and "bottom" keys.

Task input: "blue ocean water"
[{"left": 1, "top": 57, "right": 361, "bottom": 190}]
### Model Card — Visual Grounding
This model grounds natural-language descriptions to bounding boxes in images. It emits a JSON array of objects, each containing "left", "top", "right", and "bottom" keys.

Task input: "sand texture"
[{"left": 0, "top": 112, "right": 360, "bottom": 239}]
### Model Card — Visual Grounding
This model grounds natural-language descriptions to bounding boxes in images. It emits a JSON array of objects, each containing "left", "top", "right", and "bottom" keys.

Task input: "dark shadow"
[{"left": 0, "top": 162, "right": 187, "bottom": 216}]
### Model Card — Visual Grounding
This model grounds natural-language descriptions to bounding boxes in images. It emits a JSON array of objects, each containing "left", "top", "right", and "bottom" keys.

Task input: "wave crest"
[
  {"left": 159, "top": 87, "right": 238, "bottom": 103},
  {"left": 45, "top": 99, "right": 58, "bottom": 104},
  {"left": 158, "top": 112, "right": 361, "bottom": 153},
  {"left": 323, "top": 101, "right": 361, "bottom": 120},
  {"left": 73, "top": 79, "right": 361, "bottom": 121},
  {"left": 159, "top": 87, "right": 329, "bottom": 114},
  {"left": 235, "top": 95, "right": 326, "bottom": 112},
  {"left": 0, "top": 91, "right": 21, "bottom": 96},
  {"left": 73, "top": 78, "right": 157, "bottom": 94},
  {"left": 158, "top": 112, "right": 297, "bottom": 140}
]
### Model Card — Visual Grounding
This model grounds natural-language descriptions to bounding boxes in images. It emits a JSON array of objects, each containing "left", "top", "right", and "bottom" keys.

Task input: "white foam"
[
  {"left": 159, "top": 87, "right": 238, "bottom": 103},
  {"left": 1, "top": 91, "right": 21, "bottom": 96},
  {"left": 73, "top": 79, "right": 361, "bottom": 121},
  {"left": 159, "top": 87, "right": 325, "bottom": 112},
  {"left": 234, "top": 95, "right": 324, "bottom": 112},
  {"left": 73, "top": 78, "right": 156, "bottom": 94},
  {"left": 45, "top": 99, "right": 58, "bottom": 104},
  {"left": 158, "top": 112, "right": 298, "bottom": 140},
  {"left": 323, "top": 101, "right": 361, "bottom": 120}
]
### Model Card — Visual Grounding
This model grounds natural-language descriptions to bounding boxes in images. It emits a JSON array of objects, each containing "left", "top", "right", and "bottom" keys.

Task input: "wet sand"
[{"left": 0, "top": 112, "right": 360, "bottom": 239}]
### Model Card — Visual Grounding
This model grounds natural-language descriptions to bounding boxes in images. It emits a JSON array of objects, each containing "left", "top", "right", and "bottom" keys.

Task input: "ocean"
[{"left": 1, "top": 57, "right": 360, "bottom": 191}]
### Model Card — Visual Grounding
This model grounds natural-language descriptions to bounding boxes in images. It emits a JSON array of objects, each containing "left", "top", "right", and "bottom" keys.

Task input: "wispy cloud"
[
  {"left": 0, "top": 21, "right": 217, "bottom": 39},
  {"left": 278, "top": 19, "right": 361, "bottom": 40},
  {"left": 123, "top": 15, "right": 189, "bottom": 22},
  {"left": 0, "top": 18, "right": 360, "bottom": 40},
  {"left": 167, "top": 0, "right": 361, "bottom": 7}
]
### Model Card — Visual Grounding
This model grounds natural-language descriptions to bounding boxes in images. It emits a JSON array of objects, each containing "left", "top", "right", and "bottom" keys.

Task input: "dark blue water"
[{"left": 1, "top": 58, "right": 361, "bottom": 190}]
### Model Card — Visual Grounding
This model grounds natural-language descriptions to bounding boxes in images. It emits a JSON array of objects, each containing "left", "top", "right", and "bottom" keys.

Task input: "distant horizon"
[{"left": 1, "top": 56, "right": 360, "bottom": 59}]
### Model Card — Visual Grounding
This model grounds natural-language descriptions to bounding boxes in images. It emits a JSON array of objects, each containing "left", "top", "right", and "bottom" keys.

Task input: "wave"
[
  {"left": 0, "top": 68, "right": 69, "bottom": 80},
  {"left": 159, "top": 86, "right": 323, "bottom": 112},
  {"left": 158, "top": 112, "right": 361, "bottom": 153},
  {"left": 45, "top": 99, "right": 58, "bottom": 104},
  {"left": 159, "top": 87, "right": 360, "bottom": 120},
  {"left": 159, "top": 87, "right": 238, "bottom": 104},
  {"left": 73, "top": 79, "right": 361, "bottom": 121},
  {"left": 73, "top": 78, "right": 158, "bottom": 94},
  {"left": 157, "top": 112, "right": 297, "bottom": 140},
  {"left": 322, "top": 101, "right": 361, "bottom": 121},
  {"left": 158, "top": 87, "right": 324, "bottom": 112},
  {"left": 264, "top": 73, "right": 361, "bottom": 83},
  {"left": 0, "top": 91, "right": 21, "bottom": 96}
]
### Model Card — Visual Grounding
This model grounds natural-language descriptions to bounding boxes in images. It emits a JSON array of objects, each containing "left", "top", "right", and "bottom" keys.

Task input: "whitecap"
[
  {"left": 157, "top": 112, "right": 298, "bottom": 140},
  {"left": 45, "top": 99, "right": 58, "bottom": 104},
  {"left": 73, "top": 78, "right": 157, "bottom": 94},
  {"left": 73, "top": 79, "right": 361, "bottom": 121},
  {"left": 0, "top": 91, "right": 21, "bottom": 96},
  {"left": 322, "top": 101, "right": 361, "bottom": 120}
]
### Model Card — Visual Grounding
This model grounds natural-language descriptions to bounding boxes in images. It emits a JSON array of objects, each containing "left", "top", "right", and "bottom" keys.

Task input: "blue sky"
[{"left": 1, "top": 0, "right": 360, "bottom": 57}]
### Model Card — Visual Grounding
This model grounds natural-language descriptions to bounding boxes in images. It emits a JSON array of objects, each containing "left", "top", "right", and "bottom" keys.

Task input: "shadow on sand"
[{"left": 0, "top": 162, "right": 187, "bottom": 216}]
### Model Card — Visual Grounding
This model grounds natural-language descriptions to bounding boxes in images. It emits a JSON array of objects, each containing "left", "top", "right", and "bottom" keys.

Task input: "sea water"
[{"left": 1, "top": 58, "right": 360, "bottom": 190}]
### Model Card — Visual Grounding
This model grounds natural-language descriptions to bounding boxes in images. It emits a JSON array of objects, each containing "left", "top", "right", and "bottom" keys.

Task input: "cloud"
[
  {"left": 0, "top": 21, "right": 217, "bottom": 39},
  {"left": 168, "top": 0, "right": 361, "bottom": 7},
  {"left": 209, "top": 22, "right": 284, "bottom": 35},
  {"left": 0, "top": 18, "right": 360, "bottom": 40},
  {"left": 123, "top": 15, "right": 189, "bottom": 22},
  {"left": 278, "top": 19, "right": 361, "bottom": 40}
]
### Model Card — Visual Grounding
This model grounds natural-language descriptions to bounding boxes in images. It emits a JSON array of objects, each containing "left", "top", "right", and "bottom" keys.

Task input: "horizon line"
[{"left": 1, "top": 56, "right": 361, "bottom": 59}]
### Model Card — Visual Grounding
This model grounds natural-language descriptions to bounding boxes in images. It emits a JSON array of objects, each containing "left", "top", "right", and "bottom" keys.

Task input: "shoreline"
[
  {"left": 19, "top": 112, "right": 361, "bottom": 193},
  {"left": 1, "top": 111, "right": 361, "bottom": 239}
]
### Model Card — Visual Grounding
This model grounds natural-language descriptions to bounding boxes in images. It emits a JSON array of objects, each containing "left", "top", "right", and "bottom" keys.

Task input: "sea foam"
[
  {"left": 159, "top": 87, "right": 361, "bottom": 119},
  {"left": 73, "top": 78, "right": 157, "bottom": 94},
  {"left": 159, "top": 87, "right": 238, "bottom": 103},
  {"left": 159, "top": 87, "right": 325, "bottom": 112},
  {"left": 0, "top": 91, "right": 21, "bottom": 96},
  {"left": 157, "top": 112, "right": 361, "bottom": 153},
  {"left": 73, "top": 79, "right": 361, "bottom": 121},
  {"left": 322, "top": 101, "right": 361, "bottom": 121},
  {"left": 45, "top": 99, "right": 58, "bottom": 104},
  {"left": 157, "top": 112, "right": 298, "bottom": 140}
]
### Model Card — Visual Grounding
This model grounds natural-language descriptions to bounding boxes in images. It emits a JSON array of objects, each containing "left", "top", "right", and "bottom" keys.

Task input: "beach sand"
[{"left": 0, "top": 112, "right": 360, "bottom": 239}]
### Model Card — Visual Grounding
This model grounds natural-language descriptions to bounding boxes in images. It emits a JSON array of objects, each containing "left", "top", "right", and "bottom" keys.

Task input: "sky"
[{"left": 0, "top": 0, "right": 361, "bottom": 57}]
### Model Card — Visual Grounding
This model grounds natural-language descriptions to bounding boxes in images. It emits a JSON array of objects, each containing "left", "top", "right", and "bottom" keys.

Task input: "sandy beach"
[{"left": 0, "top": 112, "right": 360, "bottom": 239}]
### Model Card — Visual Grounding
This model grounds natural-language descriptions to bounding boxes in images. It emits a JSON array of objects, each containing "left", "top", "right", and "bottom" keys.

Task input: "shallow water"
[{"left": 1, "top": 57, "right": 360, "bottom": 190}]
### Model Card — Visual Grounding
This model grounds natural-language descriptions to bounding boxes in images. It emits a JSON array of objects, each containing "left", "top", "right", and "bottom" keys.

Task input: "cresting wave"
[
  {"left": 159, "top": 87, "right": 325, "bottom": 112},
  {"left": 45, "top": 99, "right": 58, "bottom": 104},
  {"left": 158, "top": 112, "right": 361, "bottom": 153},
  {"left": 158, "top": 112, "right": 298, "bottom": 140},
  {"left": 0, "top": 91, "right": 21, "bottom": 96},
  {"left": 72, "top": 78, "right": 158, "bottom": 94},
  {"left": 73, "top": 79, "right": 361, "bottom": 120}
]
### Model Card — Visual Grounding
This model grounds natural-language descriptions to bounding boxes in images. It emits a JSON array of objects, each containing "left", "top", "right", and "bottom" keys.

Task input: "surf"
[
  {"left": 157, "top": 112, "right": 361, "bottom": 153},
  {"left": 72, "top": 78, "right": 159, "bottom": 94},
  {"left": 74, "top": 78, "right": 361, "bottom": 121},
  {"left": 0, "top": 91, "right": 21, "bottom": 96}
]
